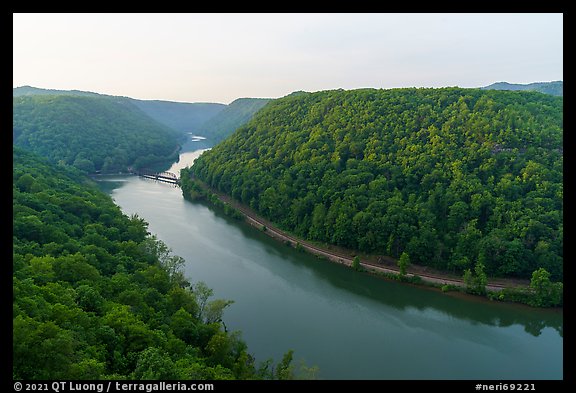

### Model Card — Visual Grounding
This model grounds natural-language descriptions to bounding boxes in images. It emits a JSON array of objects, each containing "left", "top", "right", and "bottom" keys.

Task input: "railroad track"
[{"left": 203, "top": 181, "right": 516, "bottom": 292}]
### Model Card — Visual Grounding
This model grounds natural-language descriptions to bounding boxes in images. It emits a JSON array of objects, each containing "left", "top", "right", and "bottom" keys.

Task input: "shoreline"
[{"left": 187, "top": 177, "right": 531, "bottom": 294}]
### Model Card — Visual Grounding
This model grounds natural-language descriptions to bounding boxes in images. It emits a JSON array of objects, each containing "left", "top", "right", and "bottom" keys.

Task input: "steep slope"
[
  {"left": 189, "top": 87, "right": 563, "bottom": 281},
  {"left": 13, "top": 86, "right": 226, "bottom": 134},
  {"left": 481, "top": 81, "right": 563, "bottom": 96},
  {"left": 130, "top": 100, "right": 225, "bottom": 134},
  {"left": 197, "top": 98, "right": 271, "bottom": 143},
  {"left": 13, "top": 95, "right": 182, "bottom": 172},
  {"left": 12, "top": 146, "right": 279, "bottom": 379}
]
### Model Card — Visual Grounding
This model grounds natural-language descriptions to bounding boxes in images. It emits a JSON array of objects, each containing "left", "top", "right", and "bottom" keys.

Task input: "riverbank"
[
  {"left": 103, "top": 172, "right": 564, "bottom": 379},
  {"left": 180, "top": 175, "right": 542, "bottom": 300}
]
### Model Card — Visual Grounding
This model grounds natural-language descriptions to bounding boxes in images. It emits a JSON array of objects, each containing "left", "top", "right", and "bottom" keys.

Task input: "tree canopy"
[
  {"left": 198, "top": 98, "right": 271, "bottom": 143},
  {"left": 13, "top": 147, "right": 296, "bottom": 379},
  {"left": 13, "top": 86, "right": 227, "bottom": 134},
  {"left": 13, "top": 95, "right": 184, "bottom": 173},
  {"left": 189, "top": 87, "right": 563, "bottom": 282}
]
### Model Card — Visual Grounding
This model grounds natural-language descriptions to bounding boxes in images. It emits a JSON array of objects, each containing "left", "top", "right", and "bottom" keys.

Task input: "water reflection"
[
  {"left": 195, "top": 198, "right": 563, "bottom": 339},
  {"left": 98, "top": 171, "right": 563, "bottom": 379}
]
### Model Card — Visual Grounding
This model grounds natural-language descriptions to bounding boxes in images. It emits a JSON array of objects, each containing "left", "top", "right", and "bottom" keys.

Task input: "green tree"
[
  {"left": 398, "top": 251, "right": 410, "bottom": 276},
  {"left": 16, "top": 173, "right": 36, "bottom": 192},
  {"left": 170, "top": 308, "right": 198, "bottom": 344},
  {"left": 132, "top": 347, "right": 179, "bottom": 380},
  {"left": 275, "top": 350, "right": 295, "bottom": 380},
  {"left": 203, "top": 299, "right": 235, "bottom": 325},
  {"left": 13, "top": 317, "right": 76, "bottom": 379},
  {"left": 529, "top": 268, "right": 563, "bottom": 307},
  {"left": 463, "top": 261, "right": 487, "bottom": 295},
  {"left": 192, "top": 281, "right": 213, "bottom": 320},
  {"left": 75, "top": 284, "right": 104, "bottom": 313},
  {"left": 474, "top": 261, "right": 488, "bottom": 295},
  {"left": 352, "top": 255, "right": 361, "bottom": 271}
]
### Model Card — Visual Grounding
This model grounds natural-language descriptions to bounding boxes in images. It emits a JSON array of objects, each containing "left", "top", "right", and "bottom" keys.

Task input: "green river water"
[{"left": 97, "top": 141, "right": 563, "bottom": 380}]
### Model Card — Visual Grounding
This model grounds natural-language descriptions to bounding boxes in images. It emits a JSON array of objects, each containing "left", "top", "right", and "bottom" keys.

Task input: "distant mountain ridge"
[
  {"left": 130, "top": 100, "right": 225, "bottom": 134},
  {"left": 13, "top": 85, "right": 103, "bottom": 98},
  {"left": 13, "top": 94, "right": 182, "bottom": 173},
  {"left": 198, "top": 98, "right": 272, "bottom": 143},
  {"left": 13, "top": 86, "right": 270, "bottom": 141},
  {"left": 480, "top": 81, "right": 562, "bottom": 96},
  {"left": 13, "top": 86, "right": 226, "bottom": 134}
]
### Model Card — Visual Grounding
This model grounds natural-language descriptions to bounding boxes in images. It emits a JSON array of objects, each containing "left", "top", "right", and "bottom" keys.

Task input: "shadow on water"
[
  {"left": 193, "top": 198, "right": 563, "bottom": 340},
  {"left": 93, "top": 178, "right": 131, "bottom": 193}
]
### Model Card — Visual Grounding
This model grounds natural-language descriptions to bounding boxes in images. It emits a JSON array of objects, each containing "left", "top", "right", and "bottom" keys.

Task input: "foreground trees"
[
  {"left": 529, "top": 268, "right": 563, "bottom": 307},
  {"left": 13, "top": 147, "right": 298, "bottom": 379}
]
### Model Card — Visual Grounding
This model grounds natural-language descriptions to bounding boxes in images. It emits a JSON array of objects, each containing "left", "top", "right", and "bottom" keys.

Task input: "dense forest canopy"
[
  {"left": 13, "top": 95, "right": 183, "bottom": 173},
  {"left": 13, "top": 147, "right": 299, "bottom": 380},
  {"left": 13, "top": 86, "right": 227, "bottom": 134},
  {"left": 189, "top": 87, "right": 563, "bottom": 281},
  {"left": 198, "top": 98, "right": 271, "bottom": 143}
]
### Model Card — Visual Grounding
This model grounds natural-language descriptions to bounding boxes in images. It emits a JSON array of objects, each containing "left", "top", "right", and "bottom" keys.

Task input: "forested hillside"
[
  {"left": 13, "top": 147, "right": 296, "bottom": 380},
  {"left": 13, "top": 86, "right": 226, "bottom": 134},
  {"left": 13, "top": 85, "right": 102, "bottom": 98},
  {"left": 189, "top": 87, "right": 563, "bottom": 282},
  {"left": 130, "top": 100, "right": 225, "bottom": 134},
  {"left": 197, "top": 98, "right": 271, "bottom": 143},
  {"left": 13, "top": 95, "right": 183, "bottom": 173},
  {"left": 481, "top": 81, "right": 563, "bottom": 96}
]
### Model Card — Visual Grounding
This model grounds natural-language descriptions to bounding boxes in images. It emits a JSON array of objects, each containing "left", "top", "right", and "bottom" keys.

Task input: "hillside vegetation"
[
  {"left": 481, "top": 81, "right": 563, "bottom": 96},
  {"left": 13, "top": 86, "right": 226, "bottom": 134},
  {"left": 13, "top": 147, "right": 298, "bottom": 379},
  {"left": 189, "top": 87, "right": 563, "bottom": 282},
  {"left": 131, "top": 100, "right": 225, "bottom": 134},
  {"left": 13, "top": 85, "right": 102, "bottom": 98},
  {"left": 13, "top": 95, "right": 182, "bottom": 173},
  {"left": 198, "top": 98, "right": 271, "bottom": 143}
]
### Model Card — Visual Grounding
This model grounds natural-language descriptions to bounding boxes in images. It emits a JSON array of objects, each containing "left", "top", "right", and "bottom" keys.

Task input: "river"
[{"left": 96, "top": 139, "right": 563, "bottom": 380}]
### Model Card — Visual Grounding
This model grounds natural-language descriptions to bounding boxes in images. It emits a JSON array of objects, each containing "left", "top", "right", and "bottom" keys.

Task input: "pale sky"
[{"left": 13, "top": 13, "right": 563, "bottom": 104}]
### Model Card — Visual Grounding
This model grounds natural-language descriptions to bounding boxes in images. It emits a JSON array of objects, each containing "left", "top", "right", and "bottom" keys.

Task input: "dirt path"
[{"left": 200, "top": 182, "right": 528, "bottom": 293}]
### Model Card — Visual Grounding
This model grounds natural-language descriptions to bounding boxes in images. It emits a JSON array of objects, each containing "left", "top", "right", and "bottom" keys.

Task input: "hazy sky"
[{"left": 13, "top": 13, "right": 563, "bottom": 104}]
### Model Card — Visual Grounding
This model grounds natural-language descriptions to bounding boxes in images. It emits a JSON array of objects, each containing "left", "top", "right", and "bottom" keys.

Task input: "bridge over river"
[{"left": 132, "top": 168, "right": 180, "bottom": 185}]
